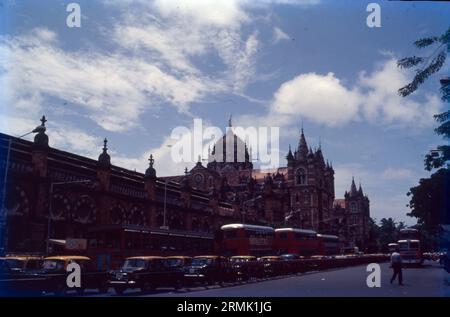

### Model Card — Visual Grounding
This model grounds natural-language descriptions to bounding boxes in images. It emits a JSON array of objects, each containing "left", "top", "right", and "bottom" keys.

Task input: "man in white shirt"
[{"left": 390, "top": 248, "right": 403, "bottom": 285}]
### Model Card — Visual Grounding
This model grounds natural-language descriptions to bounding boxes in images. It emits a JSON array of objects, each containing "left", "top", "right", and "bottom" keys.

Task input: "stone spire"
[
  {"left": 286, "top": 144, "right": 294, "bottom": 161},
  {"left": 350, "top": 177, "right": 357, "bottom": 196},
  {"left": 296, "top": 128, "right": 308, "bottom": 160},
  {"left": 358, "top": 183, "right": 364, "bottom": 196}
]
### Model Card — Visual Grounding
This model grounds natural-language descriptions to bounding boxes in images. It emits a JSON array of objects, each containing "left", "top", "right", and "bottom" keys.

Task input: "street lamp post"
[
  {"left": 0, "top": 127, "right": 44, "bottom": 256},
  {"left": 161, "top": 179, "right": 169, "bottom": 230},
  {"left": 46, "top": 179, "right": 92, "bottom": 255}
]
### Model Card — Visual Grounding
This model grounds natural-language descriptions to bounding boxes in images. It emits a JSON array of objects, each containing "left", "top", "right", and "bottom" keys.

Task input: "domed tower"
[
  {"left": 97, "top": 138, "right": 111, "bottom": 169},
  {"left": 206, "top": 117, "right": 253, "bottom": 186}
]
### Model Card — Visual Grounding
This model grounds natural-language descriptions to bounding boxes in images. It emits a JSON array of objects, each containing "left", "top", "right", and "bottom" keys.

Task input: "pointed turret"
[
  {"left": 358, "top": 183, "right": 364, "bottom": 196},
  {"left": 350, "top": 177, "right": 357, "bottom": 196},
  {"left": 286, "top": 144, "right": 294, "bottom": 161},
  {"left": 296, "top": 128, "right": 308, "bottom": 160},
  {"left": 315, "top": 146, "right": 325, "bottom": 165}
]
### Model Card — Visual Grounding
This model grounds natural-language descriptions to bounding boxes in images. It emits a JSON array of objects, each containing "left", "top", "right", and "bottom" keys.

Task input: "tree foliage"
[
  {"left": 407, "top": 168, "right": 450, "bottom": 234},
  {"left": 397, "top": 27, "right": 450, "bottom": 170}
]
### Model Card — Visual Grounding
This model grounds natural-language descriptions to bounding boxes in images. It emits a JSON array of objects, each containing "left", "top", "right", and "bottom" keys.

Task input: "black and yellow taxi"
[
  {"left": 37, "top": 255, "right": 108, "bottom": 295},
  {"left": 108, "top": 256, "right": 185, "bottom": 295}
]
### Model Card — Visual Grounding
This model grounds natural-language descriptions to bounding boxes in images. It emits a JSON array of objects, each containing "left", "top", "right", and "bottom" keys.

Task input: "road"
[
  {"left": 149, "top": 261, "right": 449, "bottom": 297},
  {"left": 82, "top": 261, "right": 449, "bottom": 297}
]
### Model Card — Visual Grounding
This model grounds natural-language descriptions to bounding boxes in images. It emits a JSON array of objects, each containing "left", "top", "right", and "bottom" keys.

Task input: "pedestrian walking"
[{"left": 390, "top": 247, "right": 403, "bottom": 285}]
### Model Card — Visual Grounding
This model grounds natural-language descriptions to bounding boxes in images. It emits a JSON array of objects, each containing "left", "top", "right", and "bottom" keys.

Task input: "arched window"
[
  {"left": 350, "top": 202, "right": 357, "bottom": 213},
  {"left": 194, "top": 173, "right": 204, "bottom": 188},
  {"left": 296, "top": 168, "right": 307, "bottom": 185},
  {"left": 110, "top": 204, "right": 126, "bottom": 225}
]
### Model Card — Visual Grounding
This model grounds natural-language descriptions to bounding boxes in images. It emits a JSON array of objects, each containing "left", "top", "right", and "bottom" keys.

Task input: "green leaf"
[
  {"left": 397, "top": 56, "right": 424, "bottom": 69},
  {"left": 414, "top": 36, "right": 439, "bottom": 48}
]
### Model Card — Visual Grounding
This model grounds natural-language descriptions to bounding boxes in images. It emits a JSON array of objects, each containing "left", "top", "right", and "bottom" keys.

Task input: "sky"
[{"left": 0, "top": 0, "right": 449, "bottom": 225}]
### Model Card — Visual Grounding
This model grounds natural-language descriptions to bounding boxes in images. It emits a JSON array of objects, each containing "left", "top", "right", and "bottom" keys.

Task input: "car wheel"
[
  {"left": 141, "top": 281, "right": 152, "bottom": 293},
  {"left": 114, "top": 287, "right": 125, "bottom": 295},
  {"left": 174, "top": 279, "right": 184, "bottom": 290},
  {"left": 76, "top": 288, "right": 85, "bottom": 295},
  {"left": 99, "top": 284, "right": 109, "bottom": 294},
  {"left": 54, "top": 284, "right": 66, "bottom": 297}
]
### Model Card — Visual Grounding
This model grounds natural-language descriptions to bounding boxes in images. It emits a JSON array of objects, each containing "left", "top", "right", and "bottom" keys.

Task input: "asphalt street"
[{"left": 144, "top": 261, "right": 450, "bottom": 297}]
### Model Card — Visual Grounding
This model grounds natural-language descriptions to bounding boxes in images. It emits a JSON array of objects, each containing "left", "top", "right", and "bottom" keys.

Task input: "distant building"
[{"left": 333, "top": 179, "right": 371, "bottom": 249}]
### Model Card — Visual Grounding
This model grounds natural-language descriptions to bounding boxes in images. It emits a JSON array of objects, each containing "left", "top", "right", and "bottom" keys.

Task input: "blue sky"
[{"left": 1, "top": 0, "right": 449, "bottom": 225}]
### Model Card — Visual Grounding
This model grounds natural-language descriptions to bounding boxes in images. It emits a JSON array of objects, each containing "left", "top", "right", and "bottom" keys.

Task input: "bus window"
[{"left": 399, "top": 242, "right": 408, "bottom": 251}]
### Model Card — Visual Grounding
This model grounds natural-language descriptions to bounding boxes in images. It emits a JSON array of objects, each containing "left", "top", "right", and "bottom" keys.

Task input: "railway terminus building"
[{"left": 0, "top": 117, "right": 371, "bottom": 264}]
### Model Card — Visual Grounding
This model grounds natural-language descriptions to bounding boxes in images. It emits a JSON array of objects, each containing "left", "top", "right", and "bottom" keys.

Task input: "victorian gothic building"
[
  {"left": 0, "top": 117, "right": 371, "bottom": 261},
  {"left": 166, "top": 121, "right": 370, "bottom": 247}
]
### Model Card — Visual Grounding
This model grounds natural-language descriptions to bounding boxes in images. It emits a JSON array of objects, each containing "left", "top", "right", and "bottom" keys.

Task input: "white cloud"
[
  {"left": 112, "top": 130, "right": 198, "bottom": 177},
  {"left": 358, "top": 59, "right": 442, "bottom": 126},
  {"left": 272, "top": 72, "right": 361, "bottom": 126},
  {"left": 152, "top": 0, "right": 250, "bottom": 28},
  {"left": 266, "top": 58, "right": 443, "bottom": 128},
  {"left": 0, "top": 28, "right": 221, "bottom": 132},
  {"left": 273, "top": 27, "right": 290, "bottom": 43},
  {"left": 0, "top": 113, "right": 102, "bottom": 159},
  {"left": 114, "top": 1, "right": 260, "bottom": 94}
]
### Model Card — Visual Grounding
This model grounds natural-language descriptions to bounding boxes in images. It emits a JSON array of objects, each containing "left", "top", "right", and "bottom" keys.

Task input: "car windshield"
[
  {"left": 5, "top": 259, "right": 25, "bottom": 269},
  {"left": 260, "top": 258, "right": 276, "bottom": 262},
  {"left": 0, "top": 259, "right": 9, "bottom": 272},
  {"left": 191, "top": 258, "right": 213, "bottom": 266},
  {"left": 166, "top": 258, "right": 183, "bottom": 267},
  {"left": 122, "top": 259, "right": 148, "bottom": 269},
  {"left": 42, "top": 260, "right": 65, "bottom": 270},
  {"left": 281, "top": 255, "right": 298, "bottom": 259},
  {"left": 231, "top": 258, "right": 251, "bottom": 263}
]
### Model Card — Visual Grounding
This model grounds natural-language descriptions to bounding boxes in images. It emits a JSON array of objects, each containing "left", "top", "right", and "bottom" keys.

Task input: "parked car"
[
  {"left": 36, "top": 256, "right": 108, "bottom": 295},
  {"left": 258, "top": 256, "right": 282, "bottom": 277},
  {"left": 108, "top": 256, "right": 184, "bottom": 295},
  {"left": 1, "top": 256, "right": 43, "bottom": 273},
  {"left": 164, "top": 256, "right": 192, "bottom": 270},
  {"left": 184, "top": 255, "right": 231, "bottom": 285},
  {"left": 0, "top": 256, "right": 45, "bottom": 296},
  {"left": 229, "top": 256, "right": 264, "bottom": 280},
  {"left": 280, "top": 253, "right": 305, "bottom": 273}
]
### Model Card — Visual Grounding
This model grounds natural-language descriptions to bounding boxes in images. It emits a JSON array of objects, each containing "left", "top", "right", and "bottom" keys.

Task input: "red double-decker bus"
[
  {"left": 398, "top": 228, "right": 423, "bottom": 265},
  {"left": 274, "top": 228, "right": 319, "bottom": 256},
  {"left": 317, "top": 234, "right": 341, "bottom": 255},
  {"left": 215, "top": 224, "right": 275, "bottom": 256}
]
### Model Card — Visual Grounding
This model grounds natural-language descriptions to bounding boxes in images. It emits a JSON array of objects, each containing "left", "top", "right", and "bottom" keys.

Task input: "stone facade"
[{"left": 0, "top": 117, "right": 371, "bottom": 255}]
